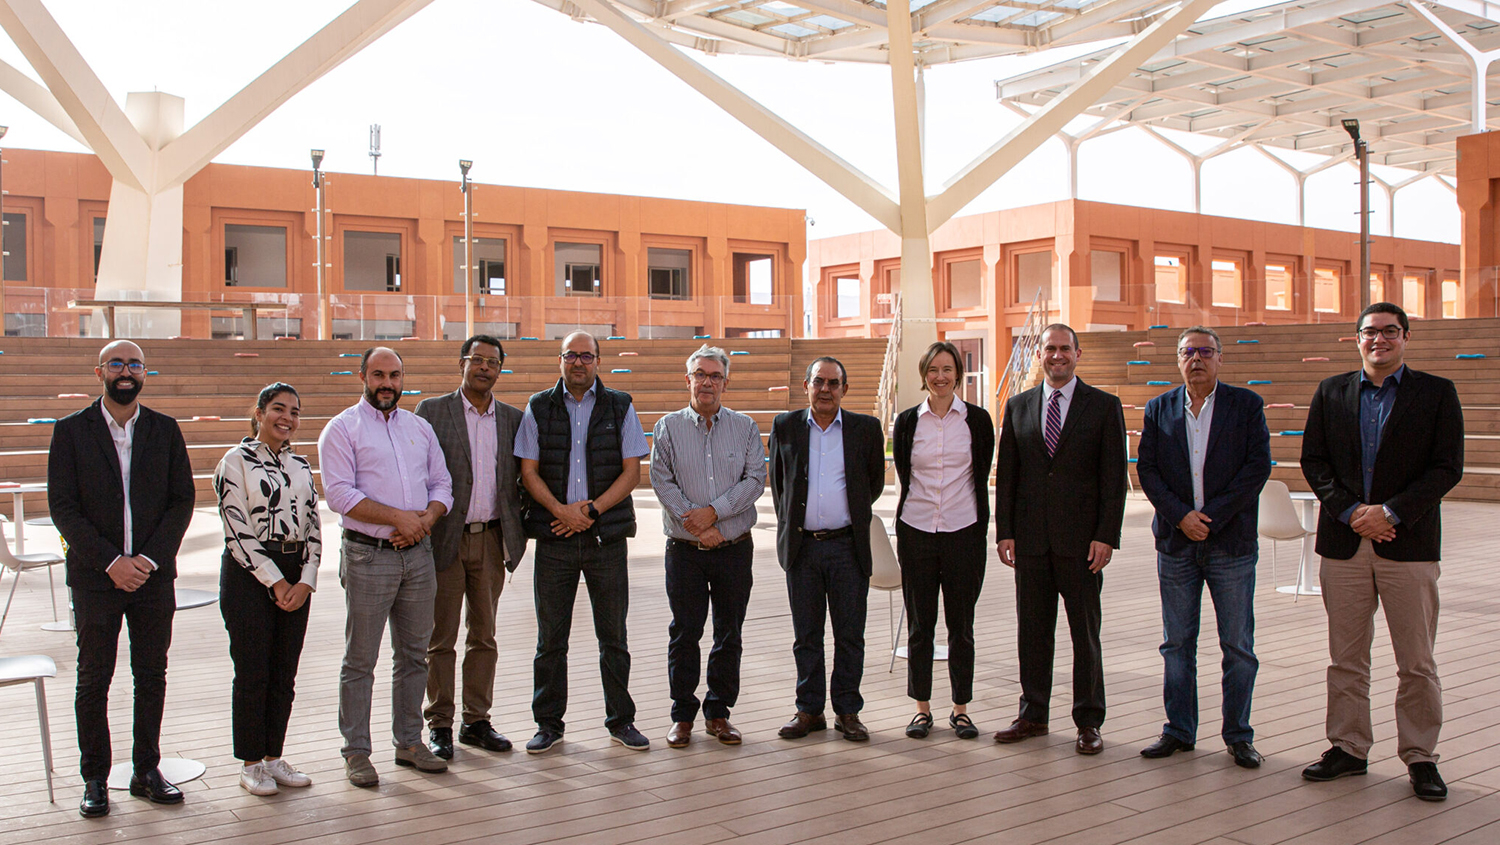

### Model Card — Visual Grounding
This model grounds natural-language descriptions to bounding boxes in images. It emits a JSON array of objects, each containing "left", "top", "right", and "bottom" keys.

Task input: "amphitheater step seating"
[{"left": 0, "top": 336, "right": 890, "bottom": 517}]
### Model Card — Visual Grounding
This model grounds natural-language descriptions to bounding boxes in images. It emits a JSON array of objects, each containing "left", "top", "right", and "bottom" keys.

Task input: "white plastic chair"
[
  {"left": 1258, "top": 480, "right": 1314, "bottom": 598},
  {"left": 0, "top": 516, "right": 66, "bottom": 636},
  {"left": 0, "top": 654, "right": 58, "bottom": 802},
  {"left": 868, "top": 515, "right": 904, "bottom": 672}
]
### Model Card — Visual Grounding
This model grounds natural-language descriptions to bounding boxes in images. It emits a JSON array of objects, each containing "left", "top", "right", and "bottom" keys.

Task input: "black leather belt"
[
  {"left": 465, "top": 519, "right": 502, "bottom": 534},
  {"left": 343, "top": 529, "right": 399, "bottom": 550},
  {"left": 264, "top": 539, "right": 306, "bottom": 555},
  {"left": 800, "top": 525, "right": 854, "bottom": 541},
  {"left": 671, "top": 534, "right": 750, "bottom": 552}
]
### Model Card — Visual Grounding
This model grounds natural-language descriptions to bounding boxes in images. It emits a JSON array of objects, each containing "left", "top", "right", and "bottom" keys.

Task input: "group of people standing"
[{"left": 45, "top": 300, "right": 1462, "bottom": 819}]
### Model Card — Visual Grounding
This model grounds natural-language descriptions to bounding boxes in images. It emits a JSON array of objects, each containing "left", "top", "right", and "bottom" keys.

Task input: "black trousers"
[
  {"left": 665, "top": 538, "right": 754, "bottom": 723},
  {"left": 786, "top": 534, "right": 867, "bottom": 716},
  {"left": 532, "top": 536, "right": 634, "bottom": 733},
  {"left": 73, "top": 576, "right": 175, "bottom": 781},
  {"left": 220, "top": 548, "right": 311, "bottom": 762},
  {"left": 895, "top": 520, "right": 987, "bottom": 704},
  {"left": 1015, "top": 551, "right": 1105, "bottom": 729}
]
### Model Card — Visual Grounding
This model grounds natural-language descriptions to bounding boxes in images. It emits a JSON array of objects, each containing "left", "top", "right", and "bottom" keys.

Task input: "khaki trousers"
[
  {"left": 425, "top": 526, "right": 505, "bottom": 729},
  {"left": 1320, "top": 538, "right": 1442, "bottom": 765}
]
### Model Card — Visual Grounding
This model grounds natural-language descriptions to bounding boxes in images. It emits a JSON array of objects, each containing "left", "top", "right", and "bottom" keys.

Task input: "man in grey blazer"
[{"left": 416, "top": 335, "right": 527, "bottom": 759}]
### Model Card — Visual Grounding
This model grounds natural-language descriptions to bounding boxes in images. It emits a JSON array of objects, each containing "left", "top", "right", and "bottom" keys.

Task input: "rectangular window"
[
  {"left": 836, "top": 276, "right": 861, "bottom": 318},
  {"left": 3, "top": 212, "right": 26, "bottom": 282},
  {"left": 1314, "top": 267, "right": 1340, "bottom": 312},
  {"left": 1154, "top": 254, "right": 1187, "bottom": 304},
  {"left": 647, "top": 247, "right": 691, "bottom": 300},
  {"left": 452, "top": 236, "right": 506, "bottom": 295},
  {"left": 1403, "top": 273, "right": 1427, "bottom": 318},
  {"left": 947, "top": 258, "right": 982, "bottom": 309},
  {"left": 224, "top": 224, "right": 288, "bottom": 288},
  {"left": 1090, "top": 250, "right": 1122, "bottom": 301},
  {"left": 1017, "top": 251, "right": 1054, "bottom": 305},
  {"left": 1442, "top": 278, "right": 1459, "bottom": 318},
  {"left": 344, "top": 231, "right": 402, "bottom": 292},
  {"left": 93, "top": 217, "right": 106, "bottom": 283},
  {"left": 1211, "top": 258, "right": 1242, "bottom": 308},
  {"left": 1369, "top": 272, "right": 1385, "bottom": 304},
  {"left": 733, "top": 253, "right": 774, "bottom": 304},
  {"left": 1266, "top": 263, "right": 1292, "bottom": 310},
  {"left": 555, "top": 242, "right": 601, "bottom": 296}
]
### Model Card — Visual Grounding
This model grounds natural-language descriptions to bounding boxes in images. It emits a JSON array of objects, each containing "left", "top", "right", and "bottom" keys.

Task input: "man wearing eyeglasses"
[
  {"left": 1136, "top": 326, "right": 1271, "bottom": 769},
  {"left": 769, "top": 356, "right": 886, "bottom": 741},
  {"left": 651, "top": 345, "right": 766, "bottom": 748},
  {"left": 1300, "top": 303, "right": 1463, "bottom": 801},
  {"left": 48, "top": 341, "right": 195, "bottom": 817},
  {"left": 515, "top": 330, "right": 651, "bottom": 753},
  {"left": 415, "top": 335, "right": 527, "bottom": 761}
]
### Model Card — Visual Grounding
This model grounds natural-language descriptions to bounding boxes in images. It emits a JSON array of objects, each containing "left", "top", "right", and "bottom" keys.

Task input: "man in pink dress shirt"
[{"left": 318, "top": 346, "right": 454, "bottom": 787}]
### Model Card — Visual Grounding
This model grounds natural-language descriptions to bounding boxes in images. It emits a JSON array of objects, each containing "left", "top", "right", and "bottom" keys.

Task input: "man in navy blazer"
[{"left": 1137, "top": 326, "right": 1271, "bottom": 769}]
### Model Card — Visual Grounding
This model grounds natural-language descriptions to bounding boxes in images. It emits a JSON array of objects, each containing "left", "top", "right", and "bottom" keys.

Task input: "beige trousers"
[
  {"left": 1320, "top": 538, "right": 1442, "bottom": 765},
  {"left": 424, "top": 527, "right": 505, "bottom": 729}
]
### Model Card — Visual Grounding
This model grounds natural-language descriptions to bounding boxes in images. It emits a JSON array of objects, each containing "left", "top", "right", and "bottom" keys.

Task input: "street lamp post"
[
  {"left": 1342, "top": 119, "right": 1372, "bottom": 312},
  {"left": 459, "top": 159, "right": 473, "bottom": 339},
  {"left": 0, "top": 126, "right": 8, "bottom": 334},
  {"left": 311, "top": 149, "right": 327, "bottom": 340}
]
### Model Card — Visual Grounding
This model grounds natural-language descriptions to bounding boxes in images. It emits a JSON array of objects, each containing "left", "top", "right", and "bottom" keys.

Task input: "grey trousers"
[{"left": 339, "top": 537, "right": 437, "bottom": 758}]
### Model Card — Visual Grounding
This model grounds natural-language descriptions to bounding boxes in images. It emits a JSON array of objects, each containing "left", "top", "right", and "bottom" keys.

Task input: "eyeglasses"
[
  {"left": 690, "top": 370, "right": 726, "bottom": 385},
  {"left": 462, "top": 355, "right": 503, "bottom": 369},
  {"left": 1358, "top": 325, "right": 1404, "bottom": 340},
  {"left": 1177, "top": 346, "right": 1220, "bottom": 360},
  {"left": 810, "top": 377, "right": 844, "bottom": 390},
  {"left": 561, "top": 352, "right": 597, "bottom": 364},
  {"left": 103, "top": 361, "right": 146, "bottom": 374}
]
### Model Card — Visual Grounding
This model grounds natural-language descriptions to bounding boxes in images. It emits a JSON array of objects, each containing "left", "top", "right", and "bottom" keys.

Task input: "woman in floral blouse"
[{"left": 214, "top": 382, "right": 321, "bottom": 796}]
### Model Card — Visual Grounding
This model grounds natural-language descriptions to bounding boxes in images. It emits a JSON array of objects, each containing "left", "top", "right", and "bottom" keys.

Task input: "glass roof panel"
[
  {"left": 971, "top": 5, "right": 1026, "bottom": 23},
  {"left": 771, "top": 22, "right": 821, "bottom": 36}
]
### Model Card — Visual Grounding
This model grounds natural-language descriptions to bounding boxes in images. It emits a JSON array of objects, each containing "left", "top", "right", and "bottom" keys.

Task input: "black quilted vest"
[{"left": 521, "top": 377, "right": 637, "bottom": 543}]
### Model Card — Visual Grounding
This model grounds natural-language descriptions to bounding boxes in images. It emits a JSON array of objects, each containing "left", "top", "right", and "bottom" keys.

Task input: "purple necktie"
[{"left": 1045, "top": 390, "right": 1062, "bottom": 457}]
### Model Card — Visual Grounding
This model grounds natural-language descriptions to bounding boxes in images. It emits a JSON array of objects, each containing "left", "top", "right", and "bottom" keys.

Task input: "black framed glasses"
[
  {"left": 1358, "top": 325, "right": 1404, "bottom": 340},
  {"left": 561, "top": 352, "right": 597, "bottom": 364},
  {"left": 1177, "top": 346, "right": 1219, "bottom": 360},
  {"left": 103, "top": 361, "right": 146, "bottom": 374}
]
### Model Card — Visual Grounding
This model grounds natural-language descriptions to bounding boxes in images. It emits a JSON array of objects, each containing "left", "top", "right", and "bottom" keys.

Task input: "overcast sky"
[{"left": 0, "top": 0, "right": 1460, "bottom": 244}]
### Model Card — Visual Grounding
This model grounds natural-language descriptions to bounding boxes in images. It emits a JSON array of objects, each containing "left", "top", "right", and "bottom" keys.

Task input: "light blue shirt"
[
  {"left": 515, "top": 382, "right": 650, "bottom": 504},
  {"left": 803, "top": 410, "right": 852, "bottom": 531}
]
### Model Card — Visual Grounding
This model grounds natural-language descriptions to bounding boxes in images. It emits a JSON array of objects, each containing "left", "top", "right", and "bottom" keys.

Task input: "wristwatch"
[
  {"left": 586, "top": 503, "right": 601, "bottom": 521},
  {"left": 1381, "top": 504, "right": 1397, "bottom": 525}
]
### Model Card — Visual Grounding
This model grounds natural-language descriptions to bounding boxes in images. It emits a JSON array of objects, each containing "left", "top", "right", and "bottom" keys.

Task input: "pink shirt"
[
  {"left": 463, "top": 393, "right": 498, "bottom": 524},
  {"left": 899, "top": 397, "right": 977, "bottom": 533},
  {"left": 317, "top": 397, "right": 454, "bottom": 540}
]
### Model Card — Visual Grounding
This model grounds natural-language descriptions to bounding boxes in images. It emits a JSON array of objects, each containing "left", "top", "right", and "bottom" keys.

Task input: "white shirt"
[
  {"left": 803, "top": 410, "right": 852, "bottom": 531},
  {"left": 1041, "top": 376, "right": 1078, "bottom": 431},
  {"left": 1184, "top": 386, "right": 1217, "bottom": 511},
  {"left": 104, "top": 405, "right": 156, "bottom": 571},
  {"left": 900, "top": 398, "right": 977, "bottom": 533},
  {"left": 462, "top": 393, "right": 499, "bottom": 524}
]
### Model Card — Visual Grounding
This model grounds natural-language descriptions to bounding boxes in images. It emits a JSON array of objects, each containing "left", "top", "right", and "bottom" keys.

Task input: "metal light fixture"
[
  {"left": 1341, "top": 118, "right": 1360, "bottom": 143},
  {"left": 1342, "top": 119, "right": 1372, "bottom": 311},
  {"left": 460, "top": 159, "right": 474, "bottom": 337}
]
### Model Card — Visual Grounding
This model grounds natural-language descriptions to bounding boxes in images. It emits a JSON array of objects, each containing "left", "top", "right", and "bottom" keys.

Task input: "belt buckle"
[{"left": 467, "top": 521, "right": 490, "bottom": 534}]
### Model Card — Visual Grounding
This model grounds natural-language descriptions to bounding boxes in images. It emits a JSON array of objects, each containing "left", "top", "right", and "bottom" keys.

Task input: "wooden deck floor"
[{"left": 2, "top": 493, "right": 1498, "bottom": 844}]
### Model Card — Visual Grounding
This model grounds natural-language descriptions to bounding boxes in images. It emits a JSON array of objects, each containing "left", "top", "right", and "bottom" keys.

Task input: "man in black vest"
[{"left": 516, "top": 331, "right": 651, "bottom": 753}]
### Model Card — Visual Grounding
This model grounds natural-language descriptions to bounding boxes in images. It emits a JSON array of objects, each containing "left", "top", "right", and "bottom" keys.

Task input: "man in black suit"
[
  {"left": 769, "top": 356, "right": 885, "bottom": 741},
  {"left": 47, "top": 340, "right": 195, "bottom": 818},
  {"left": 994, "top": 324, "right": 1127, "bottom": 755},
  {"left": 1300, "top": 303, "right": 1463, "bottom": 801}
]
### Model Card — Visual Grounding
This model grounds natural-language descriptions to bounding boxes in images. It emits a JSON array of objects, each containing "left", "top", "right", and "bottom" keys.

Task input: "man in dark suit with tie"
[
  {"left": 1299, "top": 303, "right": 1463, "bottom": 801},
  {"left": 47, "top": 340, "right": 195, "bottom": 818},
  {"left": 1136, "top": 326, "right": 1271, "bottom": 769},
  {"left": 994, "top": 324, "right": 1126, "bottom": 754},
  {"left": 415, "top": 335, "right": 527, "bottom": 760},
  {"left": 769, "top": 356, "right": 886, "bottom": 741}
]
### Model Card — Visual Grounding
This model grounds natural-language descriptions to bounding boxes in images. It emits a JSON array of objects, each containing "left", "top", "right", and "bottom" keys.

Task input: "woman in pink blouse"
[
  {"left": 892, "top": 342, "right": 995, "bottom": 739},
  {"left": 214, "top": 383, "right": 321, "bottom": 796}
]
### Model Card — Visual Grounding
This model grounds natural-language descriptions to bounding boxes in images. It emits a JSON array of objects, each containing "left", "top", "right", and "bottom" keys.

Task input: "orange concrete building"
[
  {"left": 1457, "top": 129, "right": 1500, "bottom": 310},
  {"left": 0, "top": 149, "right": 805, "bottom": 341}
]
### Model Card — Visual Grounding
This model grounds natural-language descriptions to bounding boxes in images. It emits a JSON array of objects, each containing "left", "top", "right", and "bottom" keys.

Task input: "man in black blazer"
[
  {"left": 1300, "top": 303, "right": 1463, "bottom": 801},
  {"left": 994, "top": 324, "right": 1126, "bottom": 755},
  {"left": 47, "top": 341, "right": 195, "bottom": 818},
  {"left": 1137, "top": 327, "right": 1271, "bottom": 769},
  {"left": 415, "top": 335, "right": 527, "bottom": 760},
  {"left": 769, "top": 356, "right": 885, "bottom": 741}
]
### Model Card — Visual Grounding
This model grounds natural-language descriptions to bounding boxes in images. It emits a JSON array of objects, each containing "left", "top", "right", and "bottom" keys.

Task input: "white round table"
[{"left": 1277, "top": 491, "right": 1322, "bottom": 597}]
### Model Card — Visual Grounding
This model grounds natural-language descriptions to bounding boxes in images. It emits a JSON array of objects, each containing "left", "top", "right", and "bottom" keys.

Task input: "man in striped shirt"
[{"left": 651, "top": 345, "right": 767, "bottom": 748}]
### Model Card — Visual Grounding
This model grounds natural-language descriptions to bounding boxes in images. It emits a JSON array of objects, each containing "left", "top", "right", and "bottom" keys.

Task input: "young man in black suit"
[
  {"left": 47, "top": 340, "right": 196, "bottom": 818},
  {"left": 769, "top": 356, "right": 886, "bottom": 742},
  {"left": 1300, "top": 303, "right": 1464, "bottom": 801},
  {"left": 994, "top": 324, "right": 1127, "bottom": 755}
]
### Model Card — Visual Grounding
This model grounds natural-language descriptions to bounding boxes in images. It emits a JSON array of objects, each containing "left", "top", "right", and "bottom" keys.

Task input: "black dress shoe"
[
  {"left": 428, "top": 726, "right": 454, "bottom": 760},
  {"left": 834, "top": 713, "right": 870, "bottom": 741},
  {"left": 1302, "top": 746, "right": 1367, "bottom": 781},
  {"left": 459, "top": 720, "right": 513, "bottom": 752},
  {"left": 1076, "top": 727, "right": 1104, "bottom": 755},
  {"left": 1140, "top": 734, "right": 1195, "bottom": 758},
  {"left": 526, "top": 728, "right": 564, "bottom": 755},
  {"left": 1409, "top": 762, "right": 1448, "bottom": 801},
  {"left": 79, "top": 778, "right": 109, "bottom": 818},
  {"left": 1229, "top": 741, "right": 1263, "bottom": 769},
  {"left": 129, "top": 768, "right": 185, "bottom": 804}
]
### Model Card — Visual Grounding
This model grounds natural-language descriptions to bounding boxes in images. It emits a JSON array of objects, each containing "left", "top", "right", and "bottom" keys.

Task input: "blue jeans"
[{"left": 1158, "top": 547, "right": 1258, "bottom": 745}]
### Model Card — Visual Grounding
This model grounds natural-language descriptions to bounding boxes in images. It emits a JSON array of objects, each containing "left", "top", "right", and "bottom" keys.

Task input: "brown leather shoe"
[
  {"left": 993, "top": 718, "right": 1049, "bottom": 744},
  {"left": 666, "top": 721, "right": 693, "bottom": 748},
  {"left": 1076, "top": 727, "right": 1103, "bottom": 755},
  {"left": 704, "top": 717, "right": 742, "bottom": 745},
  {"left": 834, "top": 713, "right": 870, "bottom": 741},
  {"left": 778, "top": 711, "right": 827, "bottom": 739}
]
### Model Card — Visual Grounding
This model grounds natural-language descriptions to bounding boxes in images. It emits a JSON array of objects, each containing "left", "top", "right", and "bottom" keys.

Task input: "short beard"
[
  {"left": 105, "top": 379, "right": 142, "bottom": 405},
  {"left": 365, "top": 385, "right": 399, "bottom": 411}
]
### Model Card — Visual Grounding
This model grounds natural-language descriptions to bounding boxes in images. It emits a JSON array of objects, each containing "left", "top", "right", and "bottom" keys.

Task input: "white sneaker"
[
  {"left": 239, "top": 762, "right": 278, "bottom": 796},
  {"left": 262, "top": 758, "right": 312, "bottom": 788}
]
